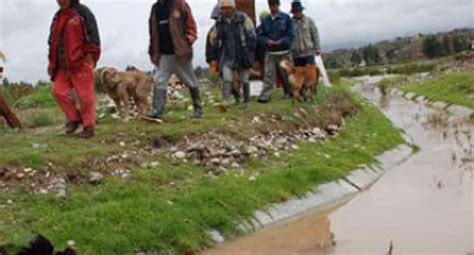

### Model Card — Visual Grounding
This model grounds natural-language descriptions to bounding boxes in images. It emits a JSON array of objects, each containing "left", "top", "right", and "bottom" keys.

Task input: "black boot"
[
  {"left": 147, "top": 88, "right": 167, "bottom": 119},
  {"left": 189, "top": 87, "right": 203, "bottom": 119},
  {"left": 232, "top": 87, "right": 241, "bottom": 105},
  {"left": 243, "top": 82, "right": 251, "bottom": 108}
]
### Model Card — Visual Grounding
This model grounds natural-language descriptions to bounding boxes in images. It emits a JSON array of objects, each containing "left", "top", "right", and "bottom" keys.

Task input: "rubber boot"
[
  {"left": 243, "top": 82, "right": 251, "bottom": 108},
  {"left": 189, "top": 87, "right": 203, "bottom": 119},
  {"left": 232, "top": 87, "right": 242, "bottom": 105},
  {"left": 147, "top": 88, "right": 167, "bottom": 119}
]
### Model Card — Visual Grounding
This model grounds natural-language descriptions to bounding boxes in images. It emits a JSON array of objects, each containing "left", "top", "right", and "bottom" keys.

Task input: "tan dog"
[
  {"left": 280, "top": 59, "right": 319, "bottom": 103},
  {"left": 100, "top": 67, "right": 153, "bottom": 121}
]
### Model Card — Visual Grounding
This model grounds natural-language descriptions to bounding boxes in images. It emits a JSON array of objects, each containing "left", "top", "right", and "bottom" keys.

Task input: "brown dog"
[
  {"left": 280, "top": 59, "right": 319, "bottom": 103},
  {"left": 100, "top": 67, "right": 153, "bottom": 121}
]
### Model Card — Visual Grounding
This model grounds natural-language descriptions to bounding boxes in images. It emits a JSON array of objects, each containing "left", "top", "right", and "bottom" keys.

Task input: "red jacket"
[
  {"left": 48, "top": 4, "right": 101, "bottom": 80},
  {"left": 149, "top": 0, "right": 197, "bottom": 66}
]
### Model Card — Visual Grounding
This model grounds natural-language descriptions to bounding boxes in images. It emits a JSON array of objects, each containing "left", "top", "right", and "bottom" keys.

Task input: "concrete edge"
[
  {"left": 206, "top": 143, "right": 415, "bottom": 244},
  {"left": 392, "top": 88, "right": 473, "bottom": 118}
]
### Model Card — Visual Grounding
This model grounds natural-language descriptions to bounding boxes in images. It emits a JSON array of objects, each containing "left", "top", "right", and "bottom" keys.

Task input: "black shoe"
[
  {"left": 65, "top": 120, "right": 81, "bottom": 135},
  {"left": 77, "top": 126, "right": 95, "bottom": 139},
  {"left": 258, "top": 97, "right": 270, "bottom": 104},
  {"left": 146, "top": 111, "right": 163, "bottom": 119},
  {"left": 192, "top": 108, "right": 203, "bottom": 119}
]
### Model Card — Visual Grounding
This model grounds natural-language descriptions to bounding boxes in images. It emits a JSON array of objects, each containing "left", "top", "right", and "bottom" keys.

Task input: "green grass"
[
  {"left": 13, "top": 85, "right": 56, "bottom": 109},
  {"left": 402, "top": 70, "right": 474, "bottom": 109},
  {"left": 333, "top": 61, "right": 438, "bottom": 78},
  {"left": 0, "top": 83, "right": 404, "bottom": 254}
]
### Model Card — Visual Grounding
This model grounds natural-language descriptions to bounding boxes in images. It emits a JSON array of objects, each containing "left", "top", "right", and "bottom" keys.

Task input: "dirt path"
[{"left": 203, "top": 78, "right": 473, "bottom": 254}]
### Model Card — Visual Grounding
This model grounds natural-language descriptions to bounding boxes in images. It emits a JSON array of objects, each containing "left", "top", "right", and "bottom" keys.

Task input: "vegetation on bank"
[
  {"left": 406, "top": 70, "right": 474, "bottom": 109},
  {"left": 328, "top": 60, "right": 439, "bottom": 79},
  {"left": 379, "top": 69, "right": 474, "bottom": 109},
  {"left": 0, "top": 81, "right": 404, "bottom": 254}
]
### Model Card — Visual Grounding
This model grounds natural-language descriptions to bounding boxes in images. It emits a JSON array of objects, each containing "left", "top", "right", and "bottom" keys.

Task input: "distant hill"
[{"left": 324, "top": 28, "right": 474, "bottom": 69}]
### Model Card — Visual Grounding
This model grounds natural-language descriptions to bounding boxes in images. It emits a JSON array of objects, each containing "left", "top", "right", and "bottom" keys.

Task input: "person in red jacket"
[{"left": 48, "top": 0, "right": 101, "bottom": 138}]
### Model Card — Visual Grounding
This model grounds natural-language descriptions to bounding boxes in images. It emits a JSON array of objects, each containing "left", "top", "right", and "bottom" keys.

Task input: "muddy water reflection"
[
  {"left": 203, "top": 79, "right": 473, "bottom": 254},
  {"left": 331, "top": 82, "right": 473, "bottom": 254},
  {"left": 202, "top": 207, "right": 338, "bottom": 255}
]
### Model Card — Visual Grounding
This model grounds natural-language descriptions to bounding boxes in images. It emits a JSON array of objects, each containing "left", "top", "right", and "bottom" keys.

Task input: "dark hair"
[{"left": 268, "top": 0, "right": 280, "bottom": 5}]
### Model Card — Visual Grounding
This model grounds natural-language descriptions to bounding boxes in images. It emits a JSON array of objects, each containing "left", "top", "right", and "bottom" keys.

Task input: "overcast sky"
[{"left": 0, "top": 0, "right": 473, "bottom": 83}]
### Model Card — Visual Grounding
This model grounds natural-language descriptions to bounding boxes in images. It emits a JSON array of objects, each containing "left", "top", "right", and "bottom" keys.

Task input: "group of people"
[
  {"left": 47, "top": 0, "right": 321, "bottom": 138},
  {"left": 207, "top": 0, "right": 321, "bottom": 104}
]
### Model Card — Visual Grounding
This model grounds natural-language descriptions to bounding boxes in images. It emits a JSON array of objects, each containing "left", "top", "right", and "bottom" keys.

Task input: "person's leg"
[
  {"left": 174, "top": 58, "right": 203, "bottom": 118},
  {"left": 52, "top": 68, "right": 81, "bottom": 134},
  {"left": 52, "top": 69, "right": 80, "bottom": 122},
  {"left": 240, "top": 68, "right": 251, "bottom": 107},
  {"left": 221, "top": 65, "right": 234, "bottom": 104},
  {"left": 258, "top": 53, "right": 277, "bottom": 103},
  {"left": 69, "top": 63, "right": 96, "bottom": 138},
  {"left": 148, "top": 55, "right": 173, "bottom": 118}
]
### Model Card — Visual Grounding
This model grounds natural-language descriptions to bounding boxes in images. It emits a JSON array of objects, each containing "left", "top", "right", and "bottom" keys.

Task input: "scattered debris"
[{"left": 89, "top": 172, "right": 104, "bottom": 184}]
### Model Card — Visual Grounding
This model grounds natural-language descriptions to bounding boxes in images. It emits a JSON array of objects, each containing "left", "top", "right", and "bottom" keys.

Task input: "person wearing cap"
[
  {"left": 48, "top": 0, "right": 101, "bottom": 138},
  {"left": 148, "top": 0, "right": 203, "bottom": 119},
  {"left": 290, "top": 1, "right": 321, "bottom": 76},
  {"left": 208, "top": 0, "right": 256, "bottom": 108},
  {"left": 257, "top": 0, "right": 295, "bottom": 103}
]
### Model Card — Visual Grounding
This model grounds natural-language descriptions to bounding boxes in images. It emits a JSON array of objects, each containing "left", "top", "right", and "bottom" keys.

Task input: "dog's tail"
[{"left": 279, "top": 59, "right": 294, "bottom": 74}]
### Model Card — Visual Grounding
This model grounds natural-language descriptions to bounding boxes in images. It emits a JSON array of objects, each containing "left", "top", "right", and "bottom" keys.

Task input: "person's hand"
[
  {"left": 268, "top": 40, "right": 280, "bottom": 48},
  {"left": 186, "top": 35, "right": 197, "bottom": 45},
  {"left": 209, "top": 60, "right": 219, "bottom": 75},
  {"left": 85, "top": 54, "right": 95, "bottom": 67}
]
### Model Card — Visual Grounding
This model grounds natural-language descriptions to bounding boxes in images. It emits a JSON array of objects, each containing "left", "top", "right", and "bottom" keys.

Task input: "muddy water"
[{"left": 203, "top": 78, "right": 473, "bottom": 254}]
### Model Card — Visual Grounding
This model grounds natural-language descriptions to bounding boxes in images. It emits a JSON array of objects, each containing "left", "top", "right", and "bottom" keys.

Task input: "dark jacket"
[
  {"left": 48, "top": 2, "right": 101, "bottom": 80},
  {"left": 149, "top": 0, "right": 198, "bottom": 66},
  {"left": 208, "top": 12, "right": 256, "bottom": 69},
  {"left": 257, "top": 11, "right": 294, "bottom": 52}
]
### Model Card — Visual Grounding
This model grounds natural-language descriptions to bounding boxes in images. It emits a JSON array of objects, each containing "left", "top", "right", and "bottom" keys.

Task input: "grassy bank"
[
  {"left": 403, "top": 70, "right": 474, "bottom": 109},
  {"left": 379, "top": 69, "right": 474, "bottom": 109},
  {"left": 0, "top": 82, "right": 404, "bottom": 254}
]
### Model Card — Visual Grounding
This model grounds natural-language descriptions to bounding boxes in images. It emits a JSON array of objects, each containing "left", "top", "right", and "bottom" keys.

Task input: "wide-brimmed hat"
[{"left": 291, "top": 1, "right": 305, "bottom": 13}]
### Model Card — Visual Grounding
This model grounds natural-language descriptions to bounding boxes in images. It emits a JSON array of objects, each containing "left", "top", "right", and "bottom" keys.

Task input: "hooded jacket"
[
  {"left": 208, "top": 12, "right": 256, "bottom": 70},
  {"left": 48, "top": 1, "right": 101, "bottom": 80}
]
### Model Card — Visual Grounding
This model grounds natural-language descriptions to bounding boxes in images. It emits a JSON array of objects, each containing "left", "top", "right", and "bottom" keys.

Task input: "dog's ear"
[{"left": 100, "top": 68, "right": 113, "bottom": 87}]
